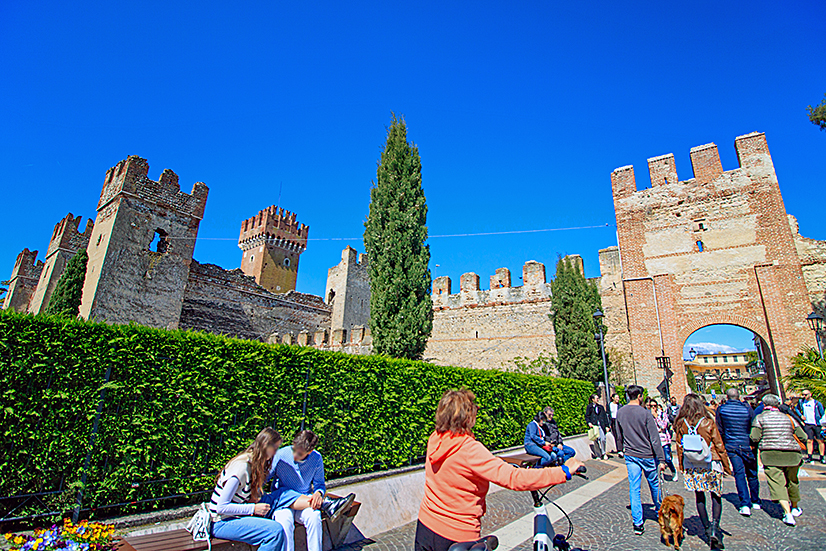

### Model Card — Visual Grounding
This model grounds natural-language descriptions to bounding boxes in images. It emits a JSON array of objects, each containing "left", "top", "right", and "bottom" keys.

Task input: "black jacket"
[
  {"left": 542, "top": 419, "right": 564, "bottom": 446},
  {"left": 586, "top": 402, "right": 610, "bottom": 430}
]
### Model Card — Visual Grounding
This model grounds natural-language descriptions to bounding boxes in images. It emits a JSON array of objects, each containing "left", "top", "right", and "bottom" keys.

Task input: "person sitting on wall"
[
  {"left": 540, "top": 406, "right": 577, "bottom": 465},
  {"left": 266, "top": 430, "right": 355, "bottom": 551},
  {"left": 524, "top": 411, "right": 556, "bottom": 467}
]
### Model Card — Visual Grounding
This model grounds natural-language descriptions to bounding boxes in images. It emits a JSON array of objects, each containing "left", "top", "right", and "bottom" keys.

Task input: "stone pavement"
[{"left": 341, "top": 458, "right": 826, "bottom": 551}]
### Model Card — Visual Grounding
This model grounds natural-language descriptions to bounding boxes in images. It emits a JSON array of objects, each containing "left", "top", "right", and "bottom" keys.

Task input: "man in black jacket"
[
  {"left": 586, "top": 393, "right": 610, "bottom": 460},
  {"left": 541, "top": 407, "right": 577, "bottom": 465}
]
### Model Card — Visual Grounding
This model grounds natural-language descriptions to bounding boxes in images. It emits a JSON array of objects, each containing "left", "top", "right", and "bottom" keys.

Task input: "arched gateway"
[{"left": 604, "top": 132, "right": 819, "bottom": 399}]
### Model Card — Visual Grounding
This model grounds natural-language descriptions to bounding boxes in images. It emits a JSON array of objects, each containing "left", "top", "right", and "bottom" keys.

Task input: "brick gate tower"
[
  {"left": 610, "top": 132, "right": 816, "bottom": 399},
  {"left": 79, "top": 156, "right": 208, "bottom": 328},
  {"left": 238, "top": 206, "right": 308, "bottom": 293}
]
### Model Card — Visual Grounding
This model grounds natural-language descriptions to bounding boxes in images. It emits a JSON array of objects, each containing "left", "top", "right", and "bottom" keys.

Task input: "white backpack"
[
  {"left": 185, "top": 502, "right": 213, "bottom": 550},
  {"left": 681, "top": 418, "right": 712, "bottom": 469}
]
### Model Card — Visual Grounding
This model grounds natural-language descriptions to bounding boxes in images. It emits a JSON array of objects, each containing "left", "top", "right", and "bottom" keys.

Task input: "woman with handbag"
[
  {"left": 586, "top": 394, "right": 610, "bottom": 460},
  {"left": 751, "top": 393, "right": 808, "bottom": 526},
  {"left": 674, "top": 394, "right": 732, "bottom": 550}
]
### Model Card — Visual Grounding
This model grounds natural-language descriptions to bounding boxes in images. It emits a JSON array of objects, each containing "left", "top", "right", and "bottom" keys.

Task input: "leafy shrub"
[{"left": 0, "top": 310, "right": 593, "bottom": 523}]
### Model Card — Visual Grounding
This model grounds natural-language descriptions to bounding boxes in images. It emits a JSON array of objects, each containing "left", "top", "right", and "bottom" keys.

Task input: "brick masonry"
[
  {"left": 239, "top": 206, "right": 307, "bottom": 294},
  {"left": 607, "top": 132, "right": 821, "bottom": 398}
]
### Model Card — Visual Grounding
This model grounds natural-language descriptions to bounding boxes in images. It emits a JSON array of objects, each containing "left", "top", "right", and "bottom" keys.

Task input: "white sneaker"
[
  {"left": 739, "top": 506, "right": 751, "bottom": 516},
  {"left": 791, "top": 507, "right": 802, "bottom": 517},
  {"left": 783, "top": 513, "right": 796, "bottom": 526},
  {"left": 752, "top": 502, "right": 761, "bottom": 510}
]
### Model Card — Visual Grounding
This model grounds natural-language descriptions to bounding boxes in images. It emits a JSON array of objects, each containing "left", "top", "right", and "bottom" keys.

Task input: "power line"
[{"left": 171, "top": 223, "right": 614, "bottom": 242}]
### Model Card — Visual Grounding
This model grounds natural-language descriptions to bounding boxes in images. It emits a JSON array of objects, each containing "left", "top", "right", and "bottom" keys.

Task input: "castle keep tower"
[
  {"left": 29, "top": 213, "right": 94, "bottom": 314},
  {"left": 609, "top": 132, "right": 816, "bottom": 399},
  {"left": 325, "top": 246, "right": 370, "bottom": 334},
  {"left": 79, "top": 156, "right": 208, "bottom": 328},
  {"left": 2, "top": 248, "right": 44, "bottom": 312},
  {"left": 238, "top": 206, "right": 307, "bottom": 293}
]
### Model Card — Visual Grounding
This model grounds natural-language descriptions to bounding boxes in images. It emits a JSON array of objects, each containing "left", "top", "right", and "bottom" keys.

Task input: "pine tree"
[
  {"left": 45, "top": 249, "right": 88, "bottom": 318},
  {"left": 363, "top": 114, "right": 433, "bottom": 359},
  {"left": 550, "top": 256, "right": 606, "bottom": 382}
]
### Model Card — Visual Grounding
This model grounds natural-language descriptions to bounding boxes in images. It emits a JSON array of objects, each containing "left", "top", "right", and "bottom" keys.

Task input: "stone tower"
[
  {"left": 2, "top": 248, "right": 44, "bottom": 312},
  {"left": 609, "top": 132, "right": 815, "bottom": 398},
  {"left": 238, "top": 206, "right": 307, "bottom": 293},
  {"left": 29, "top": 213, "right": 94, "bottom": 314},
  {"left": 325, "top": 246, "right": 370, "bottom": 334},
  {"left": 79, "top": 156, "right": 208, "bottom": 328}
]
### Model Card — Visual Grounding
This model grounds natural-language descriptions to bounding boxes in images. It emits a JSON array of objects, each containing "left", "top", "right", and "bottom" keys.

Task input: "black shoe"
[
  {"left": 321, "top": 493, "right": 355, "bottom": 522},
  {"left": 820, "top": 455, "right": 826, "bottom": 465},
  {"left": 804, "top": 455, "right": 812, "bottom": 463},
  {"left": 709, "top": 521, "right": 724, "bottom": 549},
  {"left": 633, "top": 524, "right": 644, "bottom": 536}
]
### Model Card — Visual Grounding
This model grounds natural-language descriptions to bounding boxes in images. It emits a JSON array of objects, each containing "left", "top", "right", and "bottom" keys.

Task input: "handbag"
[
  {"left": 681, "top": 418, "right": 711, "bottom": 469},
  {"left": 785, "top": 414, "right": 807, "bottom": 452},
  {"left": 185, "top": 502, "right": 213, "bottom": 551},
  {"left": 587, "top": 427, "right": 599, "bottom": 441}
]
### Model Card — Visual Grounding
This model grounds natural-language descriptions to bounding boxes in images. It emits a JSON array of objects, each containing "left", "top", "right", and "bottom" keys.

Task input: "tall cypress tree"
[
  {"left": 363, "top": 114, "right": 433, "bottom": 359},
  {"left": 550, "top": 256, "right": 606, "bottom": 382},
  {"left": 45, "top": 249, "right": 88, "bottom": 318}
]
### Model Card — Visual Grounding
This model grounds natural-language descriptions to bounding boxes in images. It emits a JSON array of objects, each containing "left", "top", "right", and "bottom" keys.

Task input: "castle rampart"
[{"left": 2, "top": 248, "right": 44, "bottom": 312}]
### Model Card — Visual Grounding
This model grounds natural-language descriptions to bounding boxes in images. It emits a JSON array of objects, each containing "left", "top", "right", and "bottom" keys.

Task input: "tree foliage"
[
  {"left": 785, "top": 347, "right": 826, "bottom": 402},
  {"left": 550, "top": 256, "right": 607, "bottom": 382},
  {"left": 0, "top": 309, "right": 593, "bottom": 524},
  {"left": 807, "top": 93, "right": 826, "bottom": 131},
  {"left": 45, "top": 249, "right": 88, "bottom": 318},
  {"left": 363, "top": 114, "right": 432, "bottom": 359}
]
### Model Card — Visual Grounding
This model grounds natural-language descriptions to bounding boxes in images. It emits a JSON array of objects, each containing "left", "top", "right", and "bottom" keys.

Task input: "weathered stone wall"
[
  {"left": 325, "top": 246, "right": 370, "bottom": 333},
  {"left": 424, "top": 261, "right": 555, "bottom": 371},
  {"left": 180, "top": 260, "right": 331, "bottom": 340},
  {"left": 80, "top": 156, "right": 208, "bottom": 329},
  {"left": 598, "top": 246, "right": 634, "bottom": 383},
  {"left": 790, "top": 215, "right": 826, "bottom": 318},
  {"left": 610, "top": 132, "right": 817, "bottom": 398},
  {"left": 2, "top": 248, "right": 43, "bottom": 312},
  {"left": 29, "top": 213, "right": 94, "bottom": 314}
]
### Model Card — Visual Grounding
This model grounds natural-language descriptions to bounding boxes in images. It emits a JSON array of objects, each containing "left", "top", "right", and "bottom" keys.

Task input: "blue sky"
[{"left": 1, "top": 1, "right": 824, "bottom": 351}]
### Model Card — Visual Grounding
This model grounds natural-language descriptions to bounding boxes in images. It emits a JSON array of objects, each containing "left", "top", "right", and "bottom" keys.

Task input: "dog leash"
[{"left": 658, "top": 465, "right": 670, "bottom": 501}]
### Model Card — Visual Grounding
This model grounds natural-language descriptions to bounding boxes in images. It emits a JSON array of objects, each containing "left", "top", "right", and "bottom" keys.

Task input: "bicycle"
[{"left": 447, "top": 465, "right": 588, "bottom": 551}]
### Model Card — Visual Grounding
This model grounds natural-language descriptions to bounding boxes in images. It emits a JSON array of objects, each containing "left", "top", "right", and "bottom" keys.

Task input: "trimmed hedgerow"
[{"left": 0, "top": 310, "right": 593, "bottom": 522}]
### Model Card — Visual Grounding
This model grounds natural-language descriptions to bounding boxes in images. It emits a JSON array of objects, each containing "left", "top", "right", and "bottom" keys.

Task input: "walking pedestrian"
[
  {"left": 715, "top": 388, "right": 761, "bottom": 516},
  {"left": 650, "top": 400, "right": 678, "bottom": 481},
  {"left": 794, "top": 390, "right": 825, "bottom": 464},
  {"left": 615, "top": 385, "right": 666, "bottom": 536},
  {"left": 586, "top": 393, "right": 610, "bottom": 460},
  {"left": 674, "top": 394, "right": 732, "bottom": 550},
  {"left": 752, "top": 393, "right": 808, "bottom": 526},
  {"left": 609, "top": 393, "right": 623, "bottom": 457}
]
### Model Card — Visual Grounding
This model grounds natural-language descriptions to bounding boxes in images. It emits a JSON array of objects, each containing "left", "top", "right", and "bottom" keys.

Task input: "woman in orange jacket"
[{"left": 415, "top": 389, "right": 584, "bottom": 551}]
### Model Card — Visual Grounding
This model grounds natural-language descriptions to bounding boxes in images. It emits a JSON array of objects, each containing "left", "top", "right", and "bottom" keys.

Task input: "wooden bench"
[
  {"left": 117, "top": 494, "right": 361, "bottom": 551},
  {"left": 500, "top": 453, "right": 540, "bottom": 468}
]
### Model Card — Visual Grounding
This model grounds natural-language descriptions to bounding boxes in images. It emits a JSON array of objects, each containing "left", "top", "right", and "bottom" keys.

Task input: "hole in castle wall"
[
  {"left": 283, "top": 258, "right": 290, "bottom": 267},
  {"left": 150, "top": 229, "right": 170, "bottom": 254}
]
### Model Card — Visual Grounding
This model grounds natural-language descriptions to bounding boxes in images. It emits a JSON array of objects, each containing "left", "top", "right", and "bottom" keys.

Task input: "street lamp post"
[
  {"left": 655, "top": 354, "right": 672, "bottom": 401},
  {"left": 807, "top": 311, "right": 824, "bottom": 359},
  {"left": 593, "top": 310, "right": 611, "bottom": 411}
]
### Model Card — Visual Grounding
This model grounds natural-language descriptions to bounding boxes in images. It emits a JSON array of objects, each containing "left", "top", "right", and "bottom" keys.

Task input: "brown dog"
[{"left": 659, "top": 494, "right": 685, "bottom": 549}]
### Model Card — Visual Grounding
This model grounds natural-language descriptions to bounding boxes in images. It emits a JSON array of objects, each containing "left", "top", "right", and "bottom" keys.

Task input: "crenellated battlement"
[
  {"left": 238, "top": 205, "right": 309, "bottom": 252},
  {"left": 611, "top": 132, "right": 772, "bottom": 198},
  {"left": 10, "top": 248, "right": 43, "bottom": 281},
  {"left": 431, "top": 260, "right": 552, "bottom": 309},
  {"left": 98, "top": 155, "right": 208, "bottom": 219},
  {"left": 46, "top": 213, "right": 94, "bottom": 258}
]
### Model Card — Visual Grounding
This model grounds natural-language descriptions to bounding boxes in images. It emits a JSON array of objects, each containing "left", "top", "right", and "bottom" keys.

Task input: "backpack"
[
  {"left": 681, "top": 418, "right": 711, "bottom": 469},
  {"left": 185, "top": 502, "right": 213, "bottom": 550}
]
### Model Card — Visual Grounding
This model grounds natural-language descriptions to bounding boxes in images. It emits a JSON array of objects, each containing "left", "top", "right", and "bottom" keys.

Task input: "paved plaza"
[{"left": 342, "top": 458, "right": 826, "bottom": 551}]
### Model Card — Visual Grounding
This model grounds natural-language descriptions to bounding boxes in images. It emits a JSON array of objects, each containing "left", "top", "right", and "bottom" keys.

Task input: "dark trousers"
[
  {"left": 611, "top": 418, "right": 622, "bottom": 452},
  {"left": 414, "top": 521, "right": 457, "bottom": 551},
  {"left": 727, "top": 444, "right": 760, "bottom": 508}
]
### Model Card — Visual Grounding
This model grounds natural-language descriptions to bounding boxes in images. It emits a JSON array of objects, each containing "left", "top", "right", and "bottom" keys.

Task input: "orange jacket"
[{"left": 417, "top": 431, "right": 568, "bottom": 542}]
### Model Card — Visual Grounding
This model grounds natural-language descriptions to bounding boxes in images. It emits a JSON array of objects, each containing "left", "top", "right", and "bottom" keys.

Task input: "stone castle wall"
[
  {"left": 609, "top": 132, "right": 818, "bottom": 397},
  {"left": 2, "top": 248, "right": 43, "bottom": 312},
  {"left": 325, "top": 246, "right": 370, "bottom": 333},
  {"left": 790, "top": 215, "right": 826, "bottom": 318}
]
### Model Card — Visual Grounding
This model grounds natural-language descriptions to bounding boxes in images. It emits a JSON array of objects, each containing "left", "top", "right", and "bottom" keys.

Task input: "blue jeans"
[
  {"left": 261, "top": 487, "right": 304, "bottom": 516},
  {"left": 662, "top": 444, "right": 676, "bottom": 474},
  {"left": 525, "top": 444, "right": 555, "bottom": 467},
  {"left": 554, "top": 444, "right": 576, "bottom": 463},
  {"left": 625, "top": 456, "right": 661, "bottom": 526},
  {"left": 727, "top": 444, "right": 760, "bottom": 508},
  {"left": 212, "top": 515, "right": 286, "bottom": 551}
]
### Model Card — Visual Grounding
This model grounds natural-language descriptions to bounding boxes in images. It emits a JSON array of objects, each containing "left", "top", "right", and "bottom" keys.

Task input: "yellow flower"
[{"left": 14, "top": 535, "right": 24, "bottom": 544}]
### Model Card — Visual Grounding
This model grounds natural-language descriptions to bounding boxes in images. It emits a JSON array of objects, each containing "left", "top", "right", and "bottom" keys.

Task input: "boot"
[
  {"left": 709, "top": 520, "right": 724, "bottom": 549},
  {"left": 321, "top": 493, "right": 355, "bottom": 522}
]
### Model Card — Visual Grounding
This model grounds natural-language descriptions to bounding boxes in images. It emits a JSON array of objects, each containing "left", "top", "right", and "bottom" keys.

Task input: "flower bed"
[{"left": 4, "top": 520, "right": 116, "bottom": 551}]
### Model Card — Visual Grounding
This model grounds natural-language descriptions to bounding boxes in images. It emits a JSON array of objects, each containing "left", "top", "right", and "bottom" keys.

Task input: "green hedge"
[{"left": 0, "top": 310, "right": 593, "bottom": 523}]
